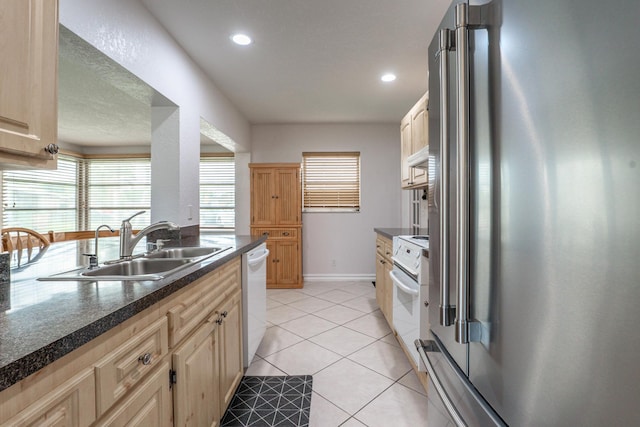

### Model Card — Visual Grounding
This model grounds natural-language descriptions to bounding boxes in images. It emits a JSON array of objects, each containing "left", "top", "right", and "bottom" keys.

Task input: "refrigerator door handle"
[
  {"left": 437, "top": 28, "right": 456, "bottom": 327},
  {"left": 454, "top": 3, "right": 489, "bottom": 344}
]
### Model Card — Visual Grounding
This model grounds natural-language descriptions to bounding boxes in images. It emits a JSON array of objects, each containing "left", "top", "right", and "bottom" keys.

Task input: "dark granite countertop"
[
  {"left": 0, "top": 233, "right": 266, "bottom": 392},
  {"left": 373, "top": 228, "right": 429, "bottom": 240}
]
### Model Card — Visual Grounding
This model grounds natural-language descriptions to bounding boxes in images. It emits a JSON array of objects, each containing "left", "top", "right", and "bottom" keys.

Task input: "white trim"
[{"left": 303, "top": 274, "right": 376, "bottom": 282}]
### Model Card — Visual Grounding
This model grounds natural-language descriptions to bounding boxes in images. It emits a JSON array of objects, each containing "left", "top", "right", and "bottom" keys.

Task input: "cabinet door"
[
  {"left": 3, "top": 369, "right": 95, "bottom": 427},
  {"left": 265, "top": 240, "right": 278, "bottom": 287},
  {"left": 411, "top": 100, "right": 428, "bottom": 186},
  {"left": 0, "top": 0, "right": 58, "bottom": 168},
  {"left": 93, "top": 361, "right": 172, "bottom": 427},
  {"left": 251, "top": 169, "right": 276, "bottom": 225},
  {"left": 384, "top": 260, "right": 393, "bottom": 325},
  {"left": 400, "top": 114, "right": 413, "bottom": 188},
  {"left": 218, "top": 293, "right": 243, "bottom": 412},
  {"left": 275, "top": 240, "right": 300, "bottom": 286},
  {"left": 275, "top": 168, "right": 300, "bottom": 225},
  {"left": 172, "top": 316, "right": 220, "bottom": 427},
  {"left": 375, "top": 253, "right": 386, "bottom": 310}
]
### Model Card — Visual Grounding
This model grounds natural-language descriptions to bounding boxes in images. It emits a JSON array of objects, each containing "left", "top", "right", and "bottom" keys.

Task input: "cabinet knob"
[
  {"left": 282, "top": 232, "right": 290, "bottom": 236},
  {"left": 216, "top": 317, "right": 224, "bottom": 325},
  {"left": 424, "top": 301, "right": 429, "bottom": 308},
  {"left": 44, "top": 143, "right": 59, "bottom": 155},
  {"left": 138, "top": 353, "right": 152, "bottom": 365},
  {"left": 221, "top": 310, "right": 228, "bottom": 318}
]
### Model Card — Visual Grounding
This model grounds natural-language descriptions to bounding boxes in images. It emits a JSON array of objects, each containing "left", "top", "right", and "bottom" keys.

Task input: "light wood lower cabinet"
[
  {"left": 217, "top": 291, "right": 243, "bottom": 412},
  {"left": 3, "top": 368, "right": 96, "bottom": 427},
  {"left": 375, "top": 235, "right": 393, "bottom": 325},
  {"left": 172, "top": 314, "right": 221, "bottom": 427},
  {"left": 0, "top": 256, "right": 244, "bottom": 427},
  {"left": 94, "top": 361, "right": 172, "bottom": 427},
  {"left": 94, "top": 317, "right": 169, "bottom": 417}
]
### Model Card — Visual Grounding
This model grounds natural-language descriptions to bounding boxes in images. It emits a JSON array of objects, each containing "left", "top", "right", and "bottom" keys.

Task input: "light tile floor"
[{"left": 245, "top": 280, "right": 454, "bottom": 427}]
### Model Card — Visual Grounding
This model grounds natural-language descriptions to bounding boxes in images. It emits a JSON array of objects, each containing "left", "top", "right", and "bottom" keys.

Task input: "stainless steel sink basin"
[
  {"left": 38, "top": 246, "right": 232, "bottom": 281},
  {"left": 82, "top": 258, "right": 192, "bottom": 277},
  {"left": 145, "top": 247, "right": 223, "bottom": 259}
]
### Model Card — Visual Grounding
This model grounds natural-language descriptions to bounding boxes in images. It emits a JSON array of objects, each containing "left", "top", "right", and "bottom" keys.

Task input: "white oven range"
[{"left": 390, "top": 235, "right": 429, "bottom": 368}]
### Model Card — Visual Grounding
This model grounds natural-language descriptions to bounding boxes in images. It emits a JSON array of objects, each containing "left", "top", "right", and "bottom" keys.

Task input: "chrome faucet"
[
  {"left": 119, "top": 210, "right": 180, "bottom": 258},
  {"left": 84, "top": 224, "right": 116, "bottom": 268}
]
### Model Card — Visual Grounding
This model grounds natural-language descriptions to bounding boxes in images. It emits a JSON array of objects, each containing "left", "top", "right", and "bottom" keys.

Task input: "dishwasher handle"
[
  {"left": 248, "top": 248, "right": 270, "bottom": 266},
  {"left": 389, "top": 270, "right": 419, "bottom": 296}
]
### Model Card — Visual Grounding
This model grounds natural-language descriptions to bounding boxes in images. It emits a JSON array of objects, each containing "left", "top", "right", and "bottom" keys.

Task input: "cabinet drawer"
[
  {"left": 94, "top": 317, "right": 169, "bottom": 416},
  {"left": 168, "top": 257, "right": 241, "bottom": 347},
  {"left": 376, "top": 236, "right": 392, "bottom": 260},
  {"left": 253, "top": 228, "right": 298, "bottom": 239}
]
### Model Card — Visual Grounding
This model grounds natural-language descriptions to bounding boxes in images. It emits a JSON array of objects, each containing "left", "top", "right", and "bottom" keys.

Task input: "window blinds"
[
  {"left": 302, "top": 152, "right": 360, "bottom": 212},
  {"left": 2, "top": 155, "right": 78, "bottom": 233},
  {"left": 200, "top": 155, "right": 235, "bottom": 228},
  {"left": 87, "top": 158, "right": 151, "bottom": 229}
]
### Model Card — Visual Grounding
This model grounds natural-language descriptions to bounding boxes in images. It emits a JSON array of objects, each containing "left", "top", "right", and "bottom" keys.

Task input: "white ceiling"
[
  {"left": 58, "top": 0, "right": 451, "bottom": 146},
  {"left": 140, "top": 0, "right": 450, "bottom": 124}
]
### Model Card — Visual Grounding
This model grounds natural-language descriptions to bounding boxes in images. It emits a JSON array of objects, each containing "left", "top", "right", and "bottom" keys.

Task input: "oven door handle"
[{"left": 389, "top": 270, "right": 419, "bottom": 296}]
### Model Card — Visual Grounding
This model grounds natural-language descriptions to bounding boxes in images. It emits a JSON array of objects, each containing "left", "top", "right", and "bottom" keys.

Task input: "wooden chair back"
[
  {"left": 48, "top": 229, "right": 122, "bottom": 243},
  {"left": 1, "top": 227, "right": 51, "bottom": 265}
]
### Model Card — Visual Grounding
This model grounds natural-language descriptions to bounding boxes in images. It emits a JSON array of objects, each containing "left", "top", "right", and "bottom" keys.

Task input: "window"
[
  {"left": 302, "top": 152, "right": 360, "bottom": 212},
  {"left": 87, "top": 157, "right": 151, "bottom": 229},
  {"left": 2, "top": 155, "right": 79, "bottom": 232},
  {"left": 1, "top": 154, "right": 151, "bottom": 234},
  {"left": 200, "top": 155, "right": 235, "bottom": 229}
]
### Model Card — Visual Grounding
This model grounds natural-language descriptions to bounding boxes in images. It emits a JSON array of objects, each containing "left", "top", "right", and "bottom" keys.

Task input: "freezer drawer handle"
[
  {"left": 416, "top": 338, "right": 506, "bottom": 427},
  {"left": 415, "top": 339, "right": 466, "bottom": 426}
]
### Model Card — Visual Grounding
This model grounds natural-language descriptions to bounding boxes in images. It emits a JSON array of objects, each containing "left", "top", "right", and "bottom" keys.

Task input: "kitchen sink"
[
  {"left": 38, "top": 246, "right": 232, "bottom": 281},
  {"left": 82, "top": 258, "right": 192, "bottom": 277},
  {"left": 145, "top": 246, "right": 223, "bottom": 259}
]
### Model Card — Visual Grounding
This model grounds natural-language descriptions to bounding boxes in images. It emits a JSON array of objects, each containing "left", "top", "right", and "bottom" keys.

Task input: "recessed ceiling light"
[
  {"left": 381, "top": 73, "right": 397, "bottom": 82},
  {"left": 231, "top": 33, "right": 252, "bottom": 46}
]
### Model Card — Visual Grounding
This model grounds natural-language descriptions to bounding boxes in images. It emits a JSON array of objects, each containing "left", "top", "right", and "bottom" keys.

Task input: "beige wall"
[{"left": 251, "top": 123, "right": 402, "bottom": 279}]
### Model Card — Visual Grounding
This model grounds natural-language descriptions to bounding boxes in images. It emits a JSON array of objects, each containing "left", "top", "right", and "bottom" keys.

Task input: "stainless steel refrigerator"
[{"left": 416, "top": 0, "right": 640, "bottom": 425}]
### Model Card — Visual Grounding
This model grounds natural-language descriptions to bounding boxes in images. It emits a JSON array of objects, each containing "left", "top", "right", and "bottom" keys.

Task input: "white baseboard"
[{"left": 303, "top": 274, "right": 376, "bottom": 282}]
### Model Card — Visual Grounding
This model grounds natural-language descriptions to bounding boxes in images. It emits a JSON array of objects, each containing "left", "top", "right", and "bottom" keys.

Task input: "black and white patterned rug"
[{"left": 221, "top": 375, "right": 313, "bottom": 427}]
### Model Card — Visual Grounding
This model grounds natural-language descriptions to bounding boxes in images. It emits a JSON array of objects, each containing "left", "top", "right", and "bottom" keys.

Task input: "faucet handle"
[
  {"left": 156, "top": 239, "right": 171, "bottom": 250},
  {"left": 82, "top": 253, "right": 98, "bottom": 269},
  {"left": 124, "top": 210, "right": 146, "bottom": 223}
]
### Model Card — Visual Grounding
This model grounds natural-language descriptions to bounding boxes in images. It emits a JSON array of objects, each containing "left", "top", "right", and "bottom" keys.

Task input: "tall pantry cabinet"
[{"left": 250, "top": 163, "right": 303, "bottom": 289}]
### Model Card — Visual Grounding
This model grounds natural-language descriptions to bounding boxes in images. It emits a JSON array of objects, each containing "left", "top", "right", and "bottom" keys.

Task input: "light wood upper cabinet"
[
  {"left": 0, "top": 0, "right": 59, "bottom": 169},
  {"left": 250, "top": 163, "right": 303, "bottom": 289},
  {"left": 401, "top": 92, "right": 429, "bottom": 189},
  {"left": 250, "top": 165, "right": 301, "bottom": 226}
]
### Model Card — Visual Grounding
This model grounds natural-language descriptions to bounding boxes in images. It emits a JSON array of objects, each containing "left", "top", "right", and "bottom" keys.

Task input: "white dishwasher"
[{"left": 241, "top": 242, "right": 269, "bottom": 368}]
